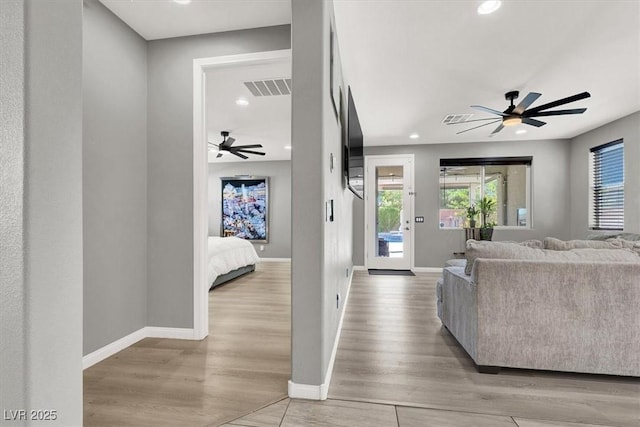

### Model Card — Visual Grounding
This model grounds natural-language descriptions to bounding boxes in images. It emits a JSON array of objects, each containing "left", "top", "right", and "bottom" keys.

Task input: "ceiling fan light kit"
[
  {"left": 502, "top": 116, "right": 522, "bottom": 127},
  {"left": 448, "top": 89, "right": 591, "bottom": 135}
]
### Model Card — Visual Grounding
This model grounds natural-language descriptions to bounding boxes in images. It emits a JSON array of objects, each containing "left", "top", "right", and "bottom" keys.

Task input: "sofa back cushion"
[
  {"left": 544, "top": 237, "right": 622, "bottom": 250},
  {"left": 465, "top": 239, "right": 640, "bottom": 275}
]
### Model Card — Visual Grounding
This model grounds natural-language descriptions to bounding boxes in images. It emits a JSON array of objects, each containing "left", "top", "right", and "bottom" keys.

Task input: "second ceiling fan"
[
  {"left": 450, "top": 90, "right": 591, "bottom": 135},
  {"left": 209, "top": 131, "right": 265, "bottom": 159}
]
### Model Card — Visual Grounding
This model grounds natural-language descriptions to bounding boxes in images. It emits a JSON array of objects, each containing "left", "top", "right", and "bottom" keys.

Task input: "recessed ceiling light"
[
  {"left": 174, "top": 0, "right": 192, "bottom": 5},
  {"left": 284, "top": 145, "right": 292, "bottom": 150},
  {"left": 409, "top": 133, "right": 420, "bottom": 139},
  {"left": 515, "top": 129, "right": 527, "bottom": 135},
  {"left": 477, "top": 1, "right": 501, "bottom": 15},
  {"left": 235, "top": 98, "right": 249, "bottom": 106}
]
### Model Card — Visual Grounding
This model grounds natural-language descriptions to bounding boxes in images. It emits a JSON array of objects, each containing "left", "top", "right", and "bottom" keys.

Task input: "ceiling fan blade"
[
  {"left": 470, "top": 105, "right": 508, "bottom": 117},
  {"left": 232, "top": 149, "right": 265, "bottom": 156},
  {"left": 220, "top": 136, "right": 235, "bottom": 148},
  {"left": 525, "top": 108, "right": 587, "bottom": 117},
  {"left": 455, "top": 119, "right": 501, "bottom": 135},
  {"left": 513, "top": 92, "right": 542, "bottom": 114},
  {"left": 230, "top": 151, "right": 248, "bottom": 159},
  {"left": 522, "top": 117, "right": 547, "bottom": 127},
  {"left": 229, "top": 144, "right": 263, "bottom": 149},
  {"left": 525, "top": 92, "right": 591, "bottom": 114},
  {"left": 490, "top": 123, "right": 505, "bottom": 135},
  {"left": 446, "top": 118, "right": 503, "bottom": 125},
  {"left": 216, "top": 153, "right": 223, "bottom": 158}
]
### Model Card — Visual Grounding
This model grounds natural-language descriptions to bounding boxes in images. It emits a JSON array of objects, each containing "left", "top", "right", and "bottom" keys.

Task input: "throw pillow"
[{"left": 544, "top": 237, "right": 622, "bottom": 250}]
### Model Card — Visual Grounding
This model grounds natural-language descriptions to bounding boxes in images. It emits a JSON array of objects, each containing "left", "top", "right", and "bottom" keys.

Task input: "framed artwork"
[{"left": 221, "top": 176, "right": 269, "bottom": 242}]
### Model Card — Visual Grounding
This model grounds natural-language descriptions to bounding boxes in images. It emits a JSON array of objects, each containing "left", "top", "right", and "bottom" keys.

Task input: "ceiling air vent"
[
  {"left": 243, "top": 78, "right": 292, "bottom": 97},
  {"left": 442, "top": 114, "right": 473, "bottom": 124}
]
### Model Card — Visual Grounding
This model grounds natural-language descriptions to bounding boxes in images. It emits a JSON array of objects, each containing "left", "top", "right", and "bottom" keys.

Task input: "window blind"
[{"left": 590, "top": 140, "right": 624, "bottom": 230}]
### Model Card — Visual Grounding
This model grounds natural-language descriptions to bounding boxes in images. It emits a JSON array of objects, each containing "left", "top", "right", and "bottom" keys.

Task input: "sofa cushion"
[
  {"left": 544, "top": 237, "right": 622, "bottom": 250},
  {"left": 465, "top": 240, "right": 640, "bottom": 275}
]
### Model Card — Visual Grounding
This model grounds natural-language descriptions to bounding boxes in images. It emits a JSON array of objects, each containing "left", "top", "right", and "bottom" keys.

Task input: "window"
[
  {"left": 439, "top": 157, "right": 532, "bottom": 229},
  {"left": 590, "top": 140, "right": 624, "bottom": 230}
]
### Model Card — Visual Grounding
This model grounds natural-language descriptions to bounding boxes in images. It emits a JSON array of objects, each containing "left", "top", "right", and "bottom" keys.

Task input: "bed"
[{"left": 208, "top": 236, "right": 260, "bottom": 289}]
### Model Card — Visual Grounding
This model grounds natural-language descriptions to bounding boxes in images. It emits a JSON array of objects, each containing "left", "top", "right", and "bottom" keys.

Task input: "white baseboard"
[
  {"left": 288, "top": 266, "right": 355, "bottom": 401},
  {"left": 288, "top": 380, "right": 329, "bottom": 400},
  {"left": 83, "top": 326, "right": 197, "bottom": 370},
  {"left": 82, "top": 328, "right": 147, "bottom": 370},
  {"left": 145, "top": 326, "right": 197, "bottom": 340},
  {"left": 352, "top": 265, "right": 366, "bottom": 271},
  {"left": 412, "top": 267, "right": 443, "bottom": 273},
  {"left": 259, "top": 257, "right": 291, "bottom": 262}
]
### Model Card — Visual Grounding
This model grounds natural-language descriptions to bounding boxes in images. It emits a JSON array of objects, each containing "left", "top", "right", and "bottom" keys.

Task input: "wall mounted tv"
[{"left": 345, "top": 86, "right": 364, "bottom": 199}]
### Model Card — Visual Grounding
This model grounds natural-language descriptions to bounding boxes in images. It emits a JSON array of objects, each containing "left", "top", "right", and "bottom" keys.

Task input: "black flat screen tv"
[{"left": 345, "top": 87, "right": 364, "bottom": 199}]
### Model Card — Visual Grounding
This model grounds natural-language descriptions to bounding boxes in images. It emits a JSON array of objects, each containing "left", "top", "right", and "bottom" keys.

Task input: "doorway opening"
[
  {"left": 364, "top": 154, "right": 415, "bottom": 271},
  {"left": 192, "top": 49, "right": 291, "bottom": 337}
]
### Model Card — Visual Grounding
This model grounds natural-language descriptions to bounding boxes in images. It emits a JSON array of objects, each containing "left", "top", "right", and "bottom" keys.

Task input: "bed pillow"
[
  {"left": 465, "top": 240, "right": 639, "bottom": 275},
  {"left": 544, "top": 237, "right": 622, "bottom": 251}
]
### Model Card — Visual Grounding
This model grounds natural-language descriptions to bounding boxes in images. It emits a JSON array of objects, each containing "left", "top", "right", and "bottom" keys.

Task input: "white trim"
[
  {"left": 82, "top": 328, "right": 147, "bottom": 370},
  {"left": 288, "top": 266, "right": 355, "bottom": 400},
  {"left": 352, "top": 265, "right": 366, "bottom": 271},
  {"left": 288, "top": 381, "right": 327, "bottom": 400},
  {"left": 259, "top": 257, "right": 292, "bottom": 262},
  {"left": 82, "top": 327, "right": 197, "bottom": 370},
  {"left": 412, "top": 267, "right": 444, "bottom": 273},
  {"left": 145, "top": 327, "right": 196, "bottom": 340},
  {"left": 192, "top": 49, "right": 292, "bottom": 341}
]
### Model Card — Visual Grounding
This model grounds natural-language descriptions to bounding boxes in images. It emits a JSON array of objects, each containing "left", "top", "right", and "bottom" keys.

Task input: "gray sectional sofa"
[{"left": 437, "top": 236, "right": 640, "bottom": 376}]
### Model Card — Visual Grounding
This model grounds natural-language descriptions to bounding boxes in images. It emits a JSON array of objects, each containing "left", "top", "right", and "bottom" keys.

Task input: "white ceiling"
[
  {"left": 100, "top": 0, "right": 291, "bottom": 40},
  {"left": 100, "top": 0, "right": 640, "bottom": 153},
  {"left": 334, "top": 0, "right": 640, "bottom": 145},
  {"left": 205, "top": 59, "right": 291, "bottom": 163}
]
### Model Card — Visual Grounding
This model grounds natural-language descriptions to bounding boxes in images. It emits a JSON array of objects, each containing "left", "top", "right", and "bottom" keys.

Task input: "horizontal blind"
[{"left": 590, "top": 140, "right": 624, "bottom": 230}]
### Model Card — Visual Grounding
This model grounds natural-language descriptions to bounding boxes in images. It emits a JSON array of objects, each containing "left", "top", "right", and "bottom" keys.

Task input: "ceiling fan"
[
  {"left": 208, "top": 131, "right": 265, "bottom": 159},
  {"left": 449, "top": 90, "right": 591, "bottom": 135}
]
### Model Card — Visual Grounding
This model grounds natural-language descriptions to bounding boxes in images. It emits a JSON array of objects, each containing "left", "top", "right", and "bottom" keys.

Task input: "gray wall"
[
  {"left": 569, "top": 112, "right": 640, "bottom": 237},
  {"left": 147, "top": 26, "right": 291, "bottom": 328},
  {"left": 208, "top": 161, "right": 292, "bottom": 259},
  {"left": 291, "top": 0, "right": 354, "bottom": 387},
  {"left": 0, "top": 0, "right": 83, "bottom": 424},
  {"left": 82, "top": 0, "right": 148, "bottom": 355},
  {"left": 353, "top": 139, "right": 572, "bottom": 267}
]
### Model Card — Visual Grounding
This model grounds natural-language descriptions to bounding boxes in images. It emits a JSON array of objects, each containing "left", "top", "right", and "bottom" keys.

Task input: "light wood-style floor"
[
  {"left": 85, "top": 265, "right": 640, "bottom": 427},
  {"left": 83, "top": 261, "right": 291, "bottom": 426},
  {"left": 327, "top": 270, "right": 640, "bottom": 427},
  {"left": 219, "top": 269, "right": 639, "bottom": 427}
]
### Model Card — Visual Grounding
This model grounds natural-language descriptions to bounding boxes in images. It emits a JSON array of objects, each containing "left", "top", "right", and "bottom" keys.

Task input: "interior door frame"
[
  {"left": 364, "top": 154, "right": 415, "bottom": 271},
  {"left": 192, "top": 49, "right": 292, "bottom": 340}
]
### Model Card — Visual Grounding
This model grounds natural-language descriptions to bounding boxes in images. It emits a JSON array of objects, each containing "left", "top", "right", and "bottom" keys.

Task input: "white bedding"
[{"left": 208, "top": 236, "right": 260, "bottom": 285}]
